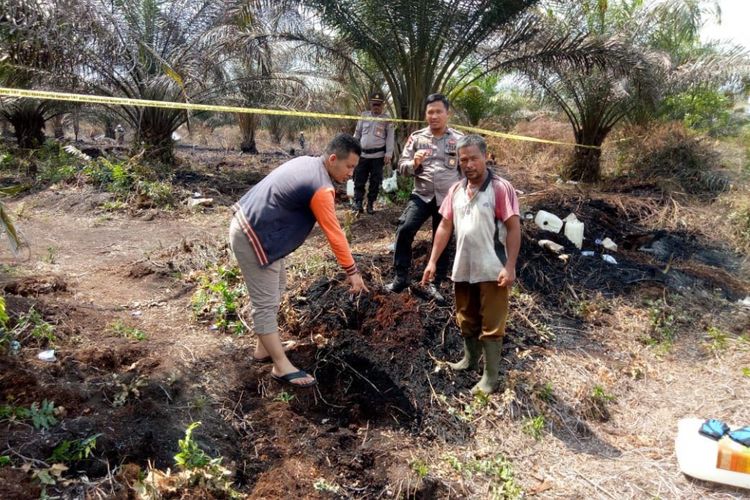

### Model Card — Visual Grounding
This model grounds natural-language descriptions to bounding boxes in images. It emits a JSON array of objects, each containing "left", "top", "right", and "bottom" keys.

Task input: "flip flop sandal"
[
  {"left": 252, "top": 355, "right": 273, "bottom": 363},
  {"left": 271, "top": 370, "right": 317, "bottom": 388}
]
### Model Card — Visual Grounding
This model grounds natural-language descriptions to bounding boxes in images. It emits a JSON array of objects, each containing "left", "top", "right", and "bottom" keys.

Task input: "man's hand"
[
  {"left": 348, "top": 272, "right": 369, "bottom": 293},
  {"left": 384, "top": 154, "right": 392, "bottom": 165},
  {"left": 421, "top": 262, "right": 437, "bottom": 285},
  {"left": 497, "top": 266, "right": 516, "bottom": 288},
  {"left": 413, "top": 149, "right": 430, "bottom": 169}
]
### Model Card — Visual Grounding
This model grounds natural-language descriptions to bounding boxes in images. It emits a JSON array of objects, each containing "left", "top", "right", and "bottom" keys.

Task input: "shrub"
[{"left": 626, "top": 123, "right": 730, "bottom": 195}]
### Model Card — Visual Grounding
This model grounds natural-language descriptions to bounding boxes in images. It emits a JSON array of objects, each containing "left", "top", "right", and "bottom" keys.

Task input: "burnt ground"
[{"left": 0, "top": 148, "right": 748, "bottom": 499}]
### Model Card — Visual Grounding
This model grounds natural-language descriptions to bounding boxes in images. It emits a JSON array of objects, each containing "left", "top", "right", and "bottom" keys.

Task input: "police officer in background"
[
  {"left": 353, "top": 91, "right": 394, "bottom": 214},
  {"left": 386, "top": 93, "right": 463, "bottom": 301}
]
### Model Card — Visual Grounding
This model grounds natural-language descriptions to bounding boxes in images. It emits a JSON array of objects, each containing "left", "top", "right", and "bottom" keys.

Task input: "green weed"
[
  {"left": 522, "top": 415, "right": 546, "bottom": 441},
  {"left": 9, "top": 308, "right": 56, "bottom": 347},
  {"left": 274, "top": 392, "right": 295, "bottom": 404},
  {"left": 537, "top": 382, "right": 554, "bottom": 403},
  {"left": 410, "top": 458, "right": 430, "bottom": 479},
  {"left": 705, "top": 326, "right": 729, "bottom": 352},
  {"left": 643, "top": 299, "right": 676, "bottom": 353},
  {"left": 110, "top": 320, "right": 147, "bottom": 341},
  {"left": 741, "top": 367, "right": 750, "bottom": 378},
  {"left": 313, "top": 477, "right": 341, "bottom": 494},
  {"left": 0, "top": 455, "right": 10, "bottom": 466},
  {"left": 191, "top": 265, "right": 247, "bottom": 334},
  {"left": 49, "top": 434, "right": 101, "bottom": 463}
]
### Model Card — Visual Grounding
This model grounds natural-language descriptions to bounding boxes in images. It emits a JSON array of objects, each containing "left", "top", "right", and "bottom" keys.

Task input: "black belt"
[{"left": 362, "top": 146, "right": 386, "bottom": 154}]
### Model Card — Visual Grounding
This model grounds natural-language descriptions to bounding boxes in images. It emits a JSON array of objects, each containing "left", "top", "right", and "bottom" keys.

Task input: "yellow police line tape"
[{"left": 0, "top": 87, "right": 599, "bottom": 149}]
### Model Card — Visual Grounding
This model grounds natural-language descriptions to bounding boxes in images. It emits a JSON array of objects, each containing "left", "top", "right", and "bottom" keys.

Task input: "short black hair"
[
  {"left": 456, "top": 134, "right": 487, "bottom": 156},
  {"left": 425, "top": 93, "right": 450, "bottom": 111},
  {"left": 326, "top": 133, "right": 361, "bottom": 158}
]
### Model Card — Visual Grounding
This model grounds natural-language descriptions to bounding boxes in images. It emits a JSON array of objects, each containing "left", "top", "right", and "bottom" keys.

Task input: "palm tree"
[
  {"left": 526, "top": 0, "right": 748, "bottom": 182},
  {"left": 69, "top": 0, "right": 230, "bottom": 163},
  {"left": 297, "top": 0, "right": 616, "bottom": 138},
  {"left": 0, "top": 0, "right": 77, "bottom": 148}
]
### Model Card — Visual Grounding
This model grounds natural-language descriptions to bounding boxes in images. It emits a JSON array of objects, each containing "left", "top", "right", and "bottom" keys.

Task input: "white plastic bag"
[{"left": 382, "top": 171, "right": 398, "bottom": 193}]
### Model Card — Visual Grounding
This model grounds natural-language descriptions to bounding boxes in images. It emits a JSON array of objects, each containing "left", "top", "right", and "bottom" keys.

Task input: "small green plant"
[
  {"left": 43, "top": 246, "right": 57, "bottom": 264},
  {"left": 644, "top": 299, "right": 676, "bottom": 353},
  {"left": 174, "top": 422, "right": 215, "bottom": 470},
  {"left": 522, "top": 415, "right": 546, "bottom": 441},
  {"left": 274, "top": 391, "right": 295, "bottom": 404},
  {"left": 444, "top": 454, "right": 463, "bottom": 472},
  {"left": 741, "top": 367, "right": 750, "bottom": 378},
  {"left": 191, "top": 266, "right": 247, "bottom": 334},
  {"left": 313, "top": 477, "right": 341, "bottom": 494},
  {"left": 705, "top": 326, "right": 729, "bottom": 353},
  {"left": 29, "top": 400, "right": 58, "bottom": 430},
  {"left": 171, "top": 422, "right": 236, "bottom": 496},
  {"left": 467, "top": 456, "right": 522, "bottom": 499},
  {"left": 0, "top": 400, "right": 57, "bottom": 429},
  {"left": 0, "top": 455, "right": 10, "bottom": 466},
  {"left": 49, "top": 434, "right": 101, "bottom": 463},
  {"left": 110, "top": 320, "right": 147, "bottom": 341},
  {"left": 410, "top": 458, "right": 430, "bottom": 478},
  {"left": 591, "top": 385, "right": 615, "bottom": 404},
  {"left": 101, "top": 200, "right": 127, "bottom": 212},
  {"left": 111, "top": 374, "right": 147, "bottom": 407},
  {"left": 538, "top": 382, "right": 554, "bottom": 402},
  {"left": 12, "top": 308, "right": 56, "bottom": 346}
]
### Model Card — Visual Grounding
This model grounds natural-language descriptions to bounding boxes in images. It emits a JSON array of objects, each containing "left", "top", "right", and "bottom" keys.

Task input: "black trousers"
[
  {"left": 393, "top": 195, "right": 451, "bottom": 283},
  {"left": 353, "top": 156, "right": 384, "bottom": 204}
]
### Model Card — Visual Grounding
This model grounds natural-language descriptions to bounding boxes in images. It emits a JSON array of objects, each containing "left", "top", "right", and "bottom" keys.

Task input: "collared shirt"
[
  {"left": 354, "top": 110, "right": 395, "bottom": 159},
  {"left": 439, "top": 172, "right": 520, "bottom": 283},
  {"left": 398, "top": 127, "right": 464, "bottom": 204}
]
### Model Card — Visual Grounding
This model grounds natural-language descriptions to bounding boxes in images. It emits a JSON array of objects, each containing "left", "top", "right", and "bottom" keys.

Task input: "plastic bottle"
[
  {"left": 346, "top": 179, "right": 355, "bottom": 198},
  {"left": 534, "top": 210, "right": 563, "bottom": 233},
  {"left": 564, "top": 219, "right": 585, "bottom": 249},
  {"left": 675, "top": 418, "right": 750, "bottom": 489}
]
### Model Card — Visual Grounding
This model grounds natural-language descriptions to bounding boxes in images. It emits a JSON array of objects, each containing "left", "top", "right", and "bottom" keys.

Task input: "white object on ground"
[
  {"left": 581, "top": 250, "right": 595, "bottom": 257},
  {"left": 534, "top": 210, "right": 563, "bottom": 233},
  {"left": 739, "top": 296, "right": 750, "bottom": 308},
  {"left": 387, "top": 242, "right": 396, "bottom": 253},
  {"left": 38, "top": 350, "right": 56, "bottom": 362},
  {"left": 564, "top": 218, "right": 585, "bottom": 249},
  {"left": 187, "top": 197, "right": 214, "bottom": 209},
  {"left": 346, "top": 179, "right": 355, "bottom": 198},
  {"left": 601, "top": 237, "right": 618, "bottom": 252},
  {"left": 563, "top": 213, "right": 579, "bottom": 223},
  {"left": 676, "top": 417, "right": 750, "bottom": 489},
  {"left": 538, "top": 239, "right": 564, "bottom": 254},
  {"left": 382, "top": 172, "right": 398, "bottom": 193},
  {"left": 601, "top": 254, "right": 618, "bottom": 265}
]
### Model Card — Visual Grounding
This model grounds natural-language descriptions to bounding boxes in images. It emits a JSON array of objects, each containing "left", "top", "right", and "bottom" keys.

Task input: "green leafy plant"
[
  {"left": 49, "top": 434, "right": 101, "bottom": 463},
  {"left": 522, "top": 415, "right": 546, "bottom": 441},
  {"left": 705, "top": 326, "right": 729, "bottom": 353},
  {"left": 643, "top": 299, "right": 676, "bottom": 353},
  {"left": 174, "top": 422, "right": 215, "bottom": 470},
  {"left": 29, "top": 400, "right": 58, "bottom": 430},
  {"left": 191, "top": 265, "right": 247, "bottom": 334},
  {"left": 0, "top": 455, "right": 10, "bottom": 466},
  {"left": 110, "top": 320, "right": 147, "bottom": 341},
  {"left": 410, "top": 458, "right": 430, "bottom": 479},
  {"left": 313, "top": 477, "right": 341, "bottom": 494},
  {"left": 274, "top": 391, "right": 295, "bottom": 404},
  {"left": 0, "top": 400, "right": 57, "bottom": 429},
  {"left": 742, "top": 367, "right": 750, "bottom": 378}
]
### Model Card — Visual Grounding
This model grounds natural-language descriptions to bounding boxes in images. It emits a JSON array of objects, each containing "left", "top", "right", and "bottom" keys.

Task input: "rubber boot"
[
  {"left": 353, "top": 200, "right": 364, "bottom": 213},
  {"left": 448, "top": 336, "right": 480, "bottom": 371},
  {"left": 472, "top": 339, "right": 502, "bottom": 394}
]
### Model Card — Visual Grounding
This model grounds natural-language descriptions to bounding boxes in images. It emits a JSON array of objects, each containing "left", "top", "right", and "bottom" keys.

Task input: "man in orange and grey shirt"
[{"left": 230, "top": 134, "right": 369, "bottom": 388}]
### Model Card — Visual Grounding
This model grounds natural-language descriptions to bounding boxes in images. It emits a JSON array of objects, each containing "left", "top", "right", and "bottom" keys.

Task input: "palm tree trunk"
[
  {"left": 52, "top": 115, "right": 65, "bottom": 139},
  {"left": 238, "top": 114, "right": 258, "bottom": 154},
  {"left": 9, "top": 107, "right": 46, "bottom": 149},
  {"left": 564, "top": 129, "right": 608, "bottom": 182}
]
